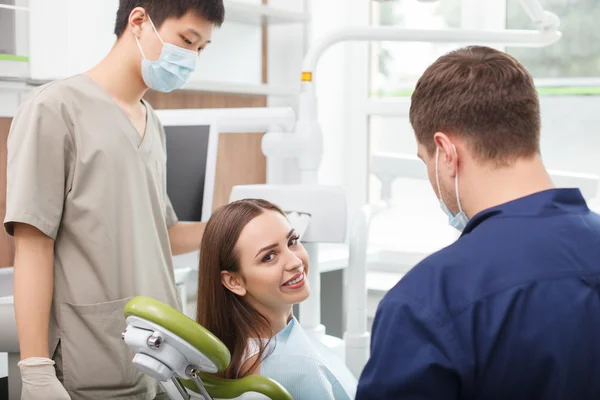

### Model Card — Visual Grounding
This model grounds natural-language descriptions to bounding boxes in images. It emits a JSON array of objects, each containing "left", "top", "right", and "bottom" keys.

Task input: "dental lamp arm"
[
  {"left": 519, "top": 0, "right": 560, "bottom": 29},
  {"left": 301, "top": 0, "right": 560, "bottom": 84},
  {"left": 301, "top": 27, "right": 561, "bottom": 80}
]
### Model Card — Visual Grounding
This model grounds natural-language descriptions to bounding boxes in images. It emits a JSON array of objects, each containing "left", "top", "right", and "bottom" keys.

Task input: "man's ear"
[
  {"left": 128, "top": 7, "right": 147, "bottom": 38},
  {"left": 221, "top": 271, "right": 247, "bottom": 297},
  {"left": 433, "top": 132, "right": 458, "bottom": 178}
]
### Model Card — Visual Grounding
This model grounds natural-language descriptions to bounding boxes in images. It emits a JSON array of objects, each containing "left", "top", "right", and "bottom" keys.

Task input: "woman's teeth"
[{"left": 285, "top": 274, "right": 303, "bottom": 286}]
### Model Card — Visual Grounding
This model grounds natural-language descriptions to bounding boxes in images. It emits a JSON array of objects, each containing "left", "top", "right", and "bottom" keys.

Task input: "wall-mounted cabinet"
[
  {"left": 27, "top": 0, "right": 119, "bottom": 82},
  {"left": 0, "top": 1, "right": 29, "bottom": 79}
]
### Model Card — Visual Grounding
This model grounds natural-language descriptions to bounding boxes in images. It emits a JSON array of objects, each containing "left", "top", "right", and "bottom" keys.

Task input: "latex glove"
[{"left": 18, "top": 357, "right": 71, "bottom": 400}]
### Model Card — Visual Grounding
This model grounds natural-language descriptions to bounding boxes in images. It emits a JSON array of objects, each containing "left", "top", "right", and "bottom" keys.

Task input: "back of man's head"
[
  {"left": 114, "top": 0, "right": 225, "bottom": 38},
  {"left": 410, "top": 46, "right": 541, "bottom": 165}
]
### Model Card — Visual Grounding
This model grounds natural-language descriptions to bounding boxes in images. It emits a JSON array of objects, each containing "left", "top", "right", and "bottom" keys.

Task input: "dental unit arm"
[{"left": 343, "top": 153, "right": 432, "bottom": 377}]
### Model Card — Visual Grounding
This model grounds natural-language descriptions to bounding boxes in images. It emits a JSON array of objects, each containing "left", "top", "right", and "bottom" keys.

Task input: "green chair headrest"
[
  {"left": 180, "top": 373, "right": 294, "bottom": 400},
  {"left": 124, "top": 296, "right": 231, "bottom": 372}
]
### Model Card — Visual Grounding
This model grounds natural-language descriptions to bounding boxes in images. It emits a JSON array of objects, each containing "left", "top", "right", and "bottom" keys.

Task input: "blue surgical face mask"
[
  {"left": 435, "top": 145, "right": 469, "bottom": 232},
  {"left": 135, "top": 16, "right": 198, "bottom": 93}
]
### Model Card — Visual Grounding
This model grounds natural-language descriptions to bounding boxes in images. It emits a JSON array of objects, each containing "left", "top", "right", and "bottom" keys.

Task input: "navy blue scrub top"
[{"left": 357, "top": 189, "right": 600, "bottom": 400}]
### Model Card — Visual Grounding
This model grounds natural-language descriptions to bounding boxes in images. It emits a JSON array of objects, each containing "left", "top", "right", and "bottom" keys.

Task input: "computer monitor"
[{"left": 155, "top": 110, "right": 219, "bottom": 222}]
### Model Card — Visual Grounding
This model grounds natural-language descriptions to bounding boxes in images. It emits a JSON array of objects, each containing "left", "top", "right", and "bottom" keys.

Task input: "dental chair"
[{"left": 122, "top": 296, "right": 293, "bottom": 400}]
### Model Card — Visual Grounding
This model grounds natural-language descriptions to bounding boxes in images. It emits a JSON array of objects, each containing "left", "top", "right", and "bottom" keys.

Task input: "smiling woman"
[{"left": 195, "top": 199, "right": 358, "bottom": 400}]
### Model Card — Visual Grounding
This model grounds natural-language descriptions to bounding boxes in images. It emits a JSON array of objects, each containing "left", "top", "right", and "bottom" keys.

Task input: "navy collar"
[{"left": 461, "top": 188, "right": 589, "bottom": 235}]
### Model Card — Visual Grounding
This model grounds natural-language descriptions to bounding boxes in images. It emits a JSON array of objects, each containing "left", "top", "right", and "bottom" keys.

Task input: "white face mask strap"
[
  {"left": 147, "top": 15, "right": 165, "bottom": 44},
  {"left": 134, "top": 15, "right": 164, "bottom": 60},
  {"left": 452, "top": 144, "right": 464, "bottom": 214},
  {"left": 135, "top": 36, "right": 146, "bottom": 59},
  {"left": 435, "top": 147, "right": 445, "bottom": 204}
]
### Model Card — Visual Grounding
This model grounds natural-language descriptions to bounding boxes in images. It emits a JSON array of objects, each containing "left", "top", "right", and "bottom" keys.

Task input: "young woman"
[{"left": 196, "top": 199, "right": 357, "bottom": 400}]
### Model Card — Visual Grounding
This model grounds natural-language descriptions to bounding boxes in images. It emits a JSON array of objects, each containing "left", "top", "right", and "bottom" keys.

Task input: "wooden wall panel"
[
  {"left": 144, "top": 90, "right": 268, "bottom": 212},
  {"left": 144, "top": 90, "right": 267, "bottom": 110},
  {"left": 0, "top": 118, "right": 14, "bottom": 268}
]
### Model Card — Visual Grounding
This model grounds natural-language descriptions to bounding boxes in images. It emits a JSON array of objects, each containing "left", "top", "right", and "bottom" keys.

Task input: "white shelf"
[
  {"left": 224, "top": 0, "right": 308, "bottom": 25},
  {"left": 182, "top": 79, "right": 300, "bottom": 96},
  {"left": 0, "top": 79, "right": 28, "bottom": 118},
  {"left": 0, "top": 76, "right": 300, "bottom": 98},
  {"left": 0, "top": 59, "right": 29, "bottom": 80}
]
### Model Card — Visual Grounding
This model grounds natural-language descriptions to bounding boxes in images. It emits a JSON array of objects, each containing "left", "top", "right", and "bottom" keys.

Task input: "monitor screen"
[{"left": 164, "top": 124, "right": 212, "bottom": 222}]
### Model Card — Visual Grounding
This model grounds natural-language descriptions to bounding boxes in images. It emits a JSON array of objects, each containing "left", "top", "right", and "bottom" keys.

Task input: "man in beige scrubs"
[{"left": 4, "top": 1, "right": 225, "bottom": 399}]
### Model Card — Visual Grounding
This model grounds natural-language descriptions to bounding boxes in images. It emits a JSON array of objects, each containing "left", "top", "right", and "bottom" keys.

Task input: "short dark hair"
[
  {"left": 114, "top": 0, "right": 225, "bottom": 37},
  {"left": 410, "top": 45, "right": 541, "bottom": 164}
]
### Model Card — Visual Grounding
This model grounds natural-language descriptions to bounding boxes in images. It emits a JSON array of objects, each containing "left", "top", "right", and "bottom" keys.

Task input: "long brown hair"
[{"left": 196, "top": 198, "right": 286, "bottom": 379}]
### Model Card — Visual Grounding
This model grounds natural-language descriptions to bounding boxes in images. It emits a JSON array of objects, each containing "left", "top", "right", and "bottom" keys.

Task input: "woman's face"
[{"left": 223, "top": 209, "right": 310, "bottom": 313}]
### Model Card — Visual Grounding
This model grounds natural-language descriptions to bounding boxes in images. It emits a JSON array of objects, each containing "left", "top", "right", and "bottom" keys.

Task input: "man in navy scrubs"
[{"left": 357, "top": 46, "right": 600, "bottom": 399}]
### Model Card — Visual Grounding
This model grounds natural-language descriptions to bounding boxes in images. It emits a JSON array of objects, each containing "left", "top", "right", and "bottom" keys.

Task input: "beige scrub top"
[{"left": 4, "top": 74, "right": 181, "bottom": 400}]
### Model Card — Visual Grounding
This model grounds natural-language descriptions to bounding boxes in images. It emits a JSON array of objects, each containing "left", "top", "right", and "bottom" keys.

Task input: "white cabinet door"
[{"left": 29, "top": 0, "right": 118, "bottom": 80}]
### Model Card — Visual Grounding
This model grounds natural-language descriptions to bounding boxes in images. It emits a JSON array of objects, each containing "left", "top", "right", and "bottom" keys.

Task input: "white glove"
[{"left": 18, "top": 357, "right": 71, "bottom": 400}]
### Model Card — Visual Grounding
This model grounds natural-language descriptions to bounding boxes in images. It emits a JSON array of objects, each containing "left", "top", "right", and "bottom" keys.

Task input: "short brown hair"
[{"left": 409, "top": 46, "right": 540, "bottom": 164}]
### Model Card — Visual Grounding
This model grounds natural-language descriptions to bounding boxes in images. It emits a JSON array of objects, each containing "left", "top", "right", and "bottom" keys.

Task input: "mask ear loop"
[
  {"left": 147, "top": 15, "right": 165, "bottom": 45},
  {"left": 134, "top": 36, "right": 147, "bottom": 59},
  {"left": 435, "top": 147, "right": 446, "bottom": 205},
  {"left": 134, "top": 14, "right": 164, "bottom": 59},
  {"left": 452, "top": 144, "right": 465, "bottom": 215}
]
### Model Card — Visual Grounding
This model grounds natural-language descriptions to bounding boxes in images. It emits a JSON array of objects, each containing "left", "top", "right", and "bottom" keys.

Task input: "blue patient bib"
[{"left": 260, "top": 317, "right": 357, "bottom": 400}]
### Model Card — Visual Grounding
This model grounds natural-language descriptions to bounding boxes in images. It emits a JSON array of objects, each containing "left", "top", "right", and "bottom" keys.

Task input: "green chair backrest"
[
  {"left": 124, "top": 296, "right": 294, "bottom": 400},
  {"left": 124, "top": 296, "right": 231, "bottom": 372}
]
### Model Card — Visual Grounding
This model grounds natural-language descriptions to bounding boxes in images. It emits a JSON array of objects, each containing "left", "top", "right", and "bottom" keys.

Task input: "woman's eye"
[
  {"left": 289, "top": 236, "right": 300, "bottom": 246},
  {"left": 262, "top": 252, "right": 275, "bottom": 263},
  {"left": 182, "top": 36, "right": 192, "bottom": 45}
]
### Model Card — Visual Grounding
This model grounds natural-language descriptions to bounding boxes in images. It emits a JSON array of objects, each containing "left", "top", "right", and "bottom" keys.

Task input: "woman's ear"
[{"left": 221, "top": 271, "right": 247, "bottom": 297}]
